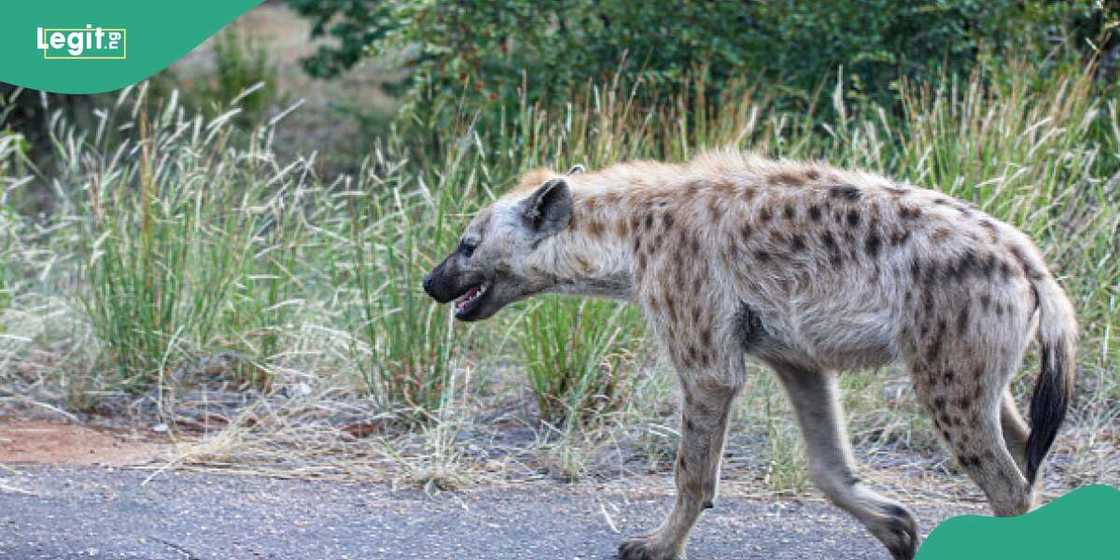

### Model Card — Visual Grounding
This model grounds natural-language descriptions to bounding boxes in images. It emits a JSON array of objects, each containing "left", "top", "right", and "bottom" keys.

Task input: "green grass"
[
  {"left": 518, "top": 296, "right": 643, "bottom": 425},
  {"left": 0, "top": 54, "right": 1116, "bottom": 490}
]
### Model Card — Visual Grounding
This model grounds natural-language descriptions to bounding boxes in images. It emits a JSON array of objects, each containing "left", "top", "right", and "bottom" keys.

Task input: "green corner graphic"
[
  {"left": 918, "top": 485, "right": 1120, "bottom": 559},
  {"left": 2, "top": 1, "right": 262, "bottom": 94}
]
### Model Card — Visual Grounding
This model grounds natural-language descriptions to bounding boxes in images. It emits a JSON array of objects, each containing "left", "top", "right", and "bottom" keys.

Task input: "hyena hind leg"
[
  {"left": 913, "top": 365, "right": 1033, "bottom": 516},
  {"left": 769, "top": 361, "right": 920, "bottom": 560},
  {"left": 1000, "top": 389, "right": 1030, "bottom": 475}
]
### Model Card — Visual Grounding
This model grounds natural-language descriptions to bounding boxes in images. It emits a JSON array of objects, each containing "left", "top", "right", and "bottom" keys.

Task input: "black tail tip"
[{"left": 1025, "top": 346, "right": 1070, "bottom": 485}]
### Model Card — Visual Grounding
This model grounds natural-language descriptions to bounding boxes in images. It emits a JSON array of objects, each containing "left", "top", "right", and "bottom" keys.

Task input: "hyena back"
[{"left": 423, "top": 151, "right": 1077, "bottom": 560}]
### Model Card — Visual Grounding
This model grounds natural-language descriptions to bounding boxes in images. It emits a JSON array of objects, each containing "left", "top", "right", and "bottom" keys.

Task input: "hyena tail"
[{"left": 1025, "top": 274, "right": 1078, "bottom": 486}]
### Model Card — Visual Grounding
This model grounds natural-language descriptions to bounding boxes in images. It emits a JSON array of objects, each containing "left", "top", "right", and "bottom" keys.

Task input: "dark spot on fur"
[
  {"left": 898, "top": 205, "right": 921, "bottom": 220},
  {"left": 959, "top": 454, "right": 981, "bottom": 468},
  {"left": 957, "top": 306, "right": 970, "bottom": 333},
  {"left": 755, "top": 250, "right": 771, "bottom": 262},
  {"left": 945, "top": 370, "right": 955, "bottom": 384},
  {"left": 865, "top": 231, "right": 882, "bottom": 257},
  {"left": 951, "top": 250, "right": 978, "bottom": 281},
  {"left": 997, "top": 259, "right": 1011, "bottom": 279},
  {"left": 759, "top": 207, "right": 772, "bottom": 222},
  {"left": 934, "top": 396, "right": 947, "bottom": 412},
  {"left": 663, "top": 211, "right": 675, "bottom": 230},
  {"left": 809, "top": 204, "right": 822, "bottom": 222},
  {"left": 830, "top": 185, "right": 862, "bottom": 201},
  {"left": 846, "top": 209, "right": 860, "bottom": 227},
  {"left": 790, "top": 234, "right": 806, "bottom": 252},
  {"left": 613, "top": 218, "right": 629, "bottom": 238},
  {"left": 741, "top": 223, "right": 753, "bottom": 241},
  {"left": 587, "top": 219, "right": 605, "bottom": 239},
  {"left": 980, "top": 294, "right": 992, "bottom": 310},
  {"left": 891, "top": 230, "right": 911, "bottom": 246},
  {"left": 643, "top": 212, "right": 655, "bottom": 231},
  {"left": 733, "top": 301, "right": 766, "bottom": 353},
  {"left": 927, "top": 319, "right": 946, "bottom": 363},
  {"left": 707, "top": 198, "right": 723, "bottom": 221},
  {"left": 924, "top": 261, "right": 941, "bottom": 286},
  {"left": 700, "top": 328, "right": 712, "bottom": 348},
  {"left": 957, "top": 395, "right": 973, "bottom": 410},
  {"left": 784, "top": 204, "right": 796, "bottom": 220}
]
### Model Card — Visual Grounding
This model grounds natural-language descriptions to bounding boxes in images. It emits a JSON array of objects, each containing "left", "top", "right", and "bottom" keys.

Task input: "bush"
[
  {"left": 205, "top": 27, "right": 279, "bottom": 126},
  {"left": 60, "top": 89, "right": 316, "bottom": 391},
  {"left": 518, "top": 297, "right": 642, "bottom": 425},
  {"left": 285, "top": 0, "right": 1111, "bottom": 123}
]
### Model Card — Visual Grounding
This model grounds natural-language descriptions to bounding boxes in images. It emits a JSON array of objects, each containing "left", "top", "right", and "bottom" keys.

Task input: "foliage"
[
  {"left": 518, "top": 297, "right": 641, "bottom": 425},
  {"left": 285, "top": 0, "right": 1114, "bottom": 124},
  {"left": 63, "top": 87, "right": 313, "bottom": 391},
  {"left": 0, "top": 51, "right": 1116, "bottom": 473},
  {"left": 205, "top": 27, "right": 279, "bottom": 126},
  {"left": 344, "top": 149, "right": 469, "bottom": 415}
]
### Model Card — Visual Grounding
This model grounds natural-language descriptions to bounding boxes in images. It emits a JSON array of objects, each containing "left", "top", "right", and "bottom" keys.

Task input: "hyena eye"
[{"left": 458, "top": 240, "right": 477, "bottom": 258}]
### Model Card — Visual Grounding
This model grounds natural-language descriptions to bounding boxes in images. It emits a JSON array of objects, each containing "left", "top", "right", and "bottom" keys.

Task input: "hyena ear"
[
  {"left": 566, "top": 164, "right": 585, "bottom": 175},
  {"left": 520, "top": 178, "right": 572, "bottom": 237}
]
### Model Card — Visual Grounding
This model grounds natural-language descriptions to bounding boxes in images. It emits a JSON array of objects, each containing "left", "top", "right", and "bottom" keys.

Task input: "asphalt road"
[{"left": 0, "top": 466, "right": 973, "bottom": 560}]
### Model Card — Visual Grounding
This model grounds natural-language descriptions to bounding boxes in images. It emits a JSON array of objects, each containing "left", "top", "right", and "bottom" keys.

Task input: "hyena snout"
[
  {"left": 422, "top": 258, "right": 457, "bottom": 303},
  {"left": 422, "top": 256, "right": 499, "bottom": 321}
]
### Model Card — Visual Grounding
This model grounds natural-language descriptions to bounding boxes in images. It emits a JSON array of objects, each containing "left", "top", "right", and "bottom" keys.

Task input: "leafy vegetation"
[
  {"left": 286, "top": 0, "right": 1114, "bottom": 122},
  {"left": 0, "top": 4, "right": 1116, "bottom": 490}
]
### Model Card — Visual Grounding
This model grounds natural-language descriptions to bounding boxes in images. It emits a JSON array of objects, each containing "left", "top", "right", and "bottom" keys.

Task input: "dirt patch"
[{"left": 0, "top": 420, "right": 166, "bottom": 467}]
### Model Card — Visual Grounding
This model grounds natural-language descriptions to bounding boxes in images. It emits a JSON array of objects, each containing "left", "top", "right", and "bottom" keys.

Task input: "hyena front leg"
[
  {"left": 619, "top": 359, "right": 741, "bottom": 560},
  {"left": 769, "top": 361, "right": 920, "bottom": 560}
]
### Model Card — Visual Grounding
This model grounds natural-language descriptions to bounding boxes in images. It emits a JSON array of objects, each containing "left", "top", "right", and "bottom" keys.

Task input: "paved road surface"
[{"left": 0, "top": 466, "right": 973, "bottom": 560}]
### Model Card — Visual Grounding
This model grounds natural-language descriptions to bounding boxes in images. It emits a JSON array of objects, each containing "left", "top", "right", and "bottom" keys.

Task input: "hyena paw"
[
  {"left": 617, "top": 534, "right": 680, "bottom": 560},
  {"left": 873, "top": 505, "right": 920, "bottom": 560}
]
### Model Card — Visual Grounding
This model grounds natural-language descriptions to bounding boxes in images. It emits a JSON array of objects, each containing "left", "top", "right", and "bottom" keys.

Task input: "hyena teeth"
[{"left": 455, "top": 283, "right": 488, "bottom": 311}]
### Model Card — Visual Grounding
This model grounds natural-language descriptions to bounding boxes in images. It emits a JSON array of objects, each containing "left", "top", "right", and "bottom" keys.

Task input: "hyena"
[{"left": 422, "top": 152, "right": 1077, "bottom": 560}]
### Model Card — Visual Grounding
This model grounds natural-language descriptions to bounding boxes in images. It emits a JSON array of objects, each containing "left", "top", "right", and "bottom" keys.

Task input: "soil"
[{"left": 0, "top": 420, "right": 166, "bottom": 467}]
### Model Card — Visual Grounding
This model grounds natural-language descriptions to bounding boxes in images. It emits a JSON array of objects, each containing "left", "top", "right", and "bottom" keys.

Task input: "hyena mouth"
[{"left": 454, "top": 282, "right": 490, "bottom": 318}]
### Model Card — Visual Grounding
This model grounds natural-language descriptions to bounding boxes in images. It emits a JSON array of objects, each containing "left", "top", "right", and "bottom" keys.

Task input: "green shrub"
[
  {"left": 518, "top": 297, "right": 642, "bottom": 425},
  {"left": 206, "top": 27, "right": 279, "bottom": 126},
  {"left": 285, "top": 0, "right": 1112, "bottom": 126},
  {"left": 62, "top": 89, "right": 315, "bottom": 391}
]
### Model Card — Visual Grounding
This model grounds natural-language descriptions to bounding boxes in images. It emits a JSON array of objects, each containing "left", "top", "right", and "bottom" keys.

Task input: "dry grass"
[{"left": 0, "top": 23, "right": 1116, "bottom": 506}]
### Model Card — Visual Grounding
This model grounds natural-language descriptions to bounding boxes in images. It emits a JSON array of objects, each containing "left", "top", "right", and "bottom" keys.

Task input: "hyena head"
[{"left": 423, "top": 174, "right": 573, "bottom": 321}]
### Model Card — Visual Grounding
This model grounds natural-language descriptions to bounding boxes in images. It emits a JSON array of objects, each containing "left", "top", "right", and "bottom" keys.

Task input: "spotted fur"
[{"left": 423, "top": 150, "right": 1078, "bottom": 560}]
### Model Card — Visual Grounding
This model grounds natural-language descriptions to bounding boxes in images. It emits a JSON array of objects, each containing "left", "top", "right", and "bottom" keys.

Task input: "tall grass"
[
  {"left": 0, "top": 56, "right": 1116, "bottom": 488},
  {"left": 518, "top": 297, "right": 642, "bottom": 424}
]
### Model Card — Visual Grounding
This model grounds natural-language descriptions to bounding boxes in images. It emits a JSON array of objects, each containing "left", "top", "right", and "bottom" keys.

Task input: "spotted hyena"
[{"left": 422, "top": 152, "right": 1077, "bottom": 560}]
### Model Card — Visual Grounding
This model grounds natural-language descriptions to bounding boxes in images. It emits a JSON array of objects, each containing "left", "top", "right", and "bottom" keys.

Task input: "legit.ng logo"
[{"left": 36, "top": 24, "right": 126, "bottom": 60}]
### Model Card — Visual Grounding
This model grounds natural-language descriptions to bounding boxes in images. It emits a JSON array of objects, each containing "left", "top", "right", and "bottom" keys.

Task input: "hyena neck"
[{"left": 527, "top": 191, "right": 636, "bottom": 301}]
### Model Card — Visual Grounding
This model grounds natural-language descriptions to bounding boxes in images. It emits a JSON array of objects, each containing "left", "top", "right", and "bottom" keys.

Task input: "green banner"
[
  {"left": 919, "top": 485, "right": 1120, "bottom": 559},
  {"left": 1, "top": 1, "right": 262, "bottom": 94}
]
